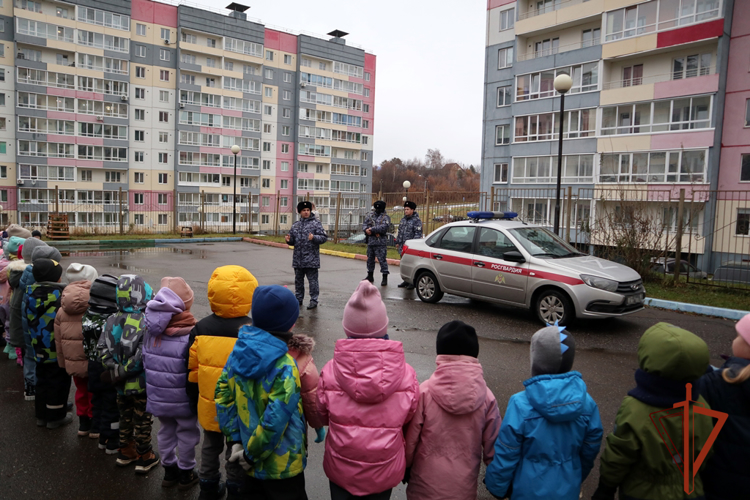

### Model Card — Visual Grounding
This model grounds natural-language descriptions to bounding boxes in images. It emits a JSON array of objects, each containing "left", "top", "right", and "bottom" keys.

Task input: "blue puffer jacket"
[
  {"left": 19, "top": 265, "right": 35, "bottom": 337},
  {"left": 484, "top": 371, "right": 603, "bottom": 500},
  {"left": 287, "top": 216, "right": 328, "bottom": 269}
]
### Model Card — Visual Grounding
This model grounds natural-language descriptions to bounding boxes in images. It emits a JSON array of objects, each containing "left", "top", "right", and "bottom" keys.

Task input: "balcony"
[
  {"left": 516, "top": 0, "right": 603, "bottom": 36},
  {"left": 517, "top": 38, "right": 600, "bottom": 62}
]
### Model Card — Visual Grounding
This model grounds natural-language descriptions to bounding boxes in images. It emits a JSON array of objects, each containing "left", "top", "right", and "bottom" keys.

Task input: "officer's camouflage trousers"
[
  {"left": 117, "top": 393, "right": 153, "bottom": 454},
  {"left": 367, "top": 245, "right": 389, "bottom": 275}
]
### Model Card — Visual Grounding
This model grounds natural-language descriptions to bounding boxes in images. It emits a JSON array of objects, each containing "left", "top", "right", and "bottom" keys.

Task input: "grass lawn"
[
  {"left": 254, "top": 235, "right": 402, "bottom": 260},
  {"left": 646, "top": 280, "right": 750, "bottom": 311}
]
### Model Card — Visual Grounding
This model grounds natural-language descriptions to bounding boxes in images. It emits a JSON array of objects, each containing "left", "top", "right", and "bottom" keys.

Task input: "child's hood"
[
  {"left": 61, "top": 280, "right": 91, "bottom": 316},
  {"left": 288, "top": 333, "right": 315, "bottom": 356},
  {"left": 638, "top": 322, "right": 709, "bottom": 382},
  {"left": 145, "top": 287, "right": 185, "bottom": 336},
  {"left": 207, "top": 265, "right": 257, "bottom": 318},
  {"left": 332, "top": 338, "right": 407, "bottom": 404},
  {"left": 228, "top": 325, "right": 289, "bottom": 379},
  {"left": 116, "top": 274, "right": 152, "bottom": 313},
  {"left": 429, "top": 355, "right": 488, "bottom": 415},
  {"left": 524, "top": 371, "right": 587, "bottom": 423}
]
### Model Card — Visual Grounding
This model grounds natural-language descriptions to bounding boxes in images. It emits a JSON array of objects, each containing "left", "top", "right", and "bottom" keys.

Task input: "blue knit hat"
[
  {"left": 251, "top": 285, "right": 300, "bottom": 333},
  {"left": 5, "top": 236, "right": 24, "bottom": 255}
]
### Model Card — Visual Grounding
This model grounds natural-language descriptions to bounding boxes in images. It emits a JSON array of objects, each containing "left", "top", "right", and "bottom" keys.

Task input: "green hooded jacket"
[{"left": 599, "top": 323, "right": 713, "bottom": 500}]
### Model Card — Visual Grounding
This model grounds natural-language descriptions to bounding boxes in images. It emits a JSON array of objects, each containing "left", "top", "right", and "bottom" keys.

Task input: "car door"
[
  {"left": 431, "top": 225, "right": 476, "bottom": 293},
  {"left": 471, "top": 227, "right": 528, "bottom": 304}
]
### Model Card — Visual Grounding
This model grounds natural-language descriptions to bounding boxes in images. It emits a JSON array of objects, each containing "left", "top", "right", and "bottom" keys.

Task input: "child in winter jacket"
[
  {"left": 216, "top": 285, "right": 308, "bottom": 500},
  {"left": 54, "top": 263, "right": 98, "bottom": 436},
  {"left": 251, "top": 285, "right": 326, "bottom": 444},
  {"left": 404, "top": 320, "right": 501, "bottom": 500},
  {"left": 0, "top": 236, "right": 23, "bottom": 361},
  {"left": 143, "top": 277, "right": 199, "bottom": 490},
  {"left": 187, "top": 265, "right": 257, "bottom": 500},
  {"left": 285, "top": 200, "right": 328, "bottom": 309},
  {"left": 99, "top": 274, "right": 159, "bottom": 474},
  {"left": 697, "top": 314, "right": 750, "bottom": 500},
  {"left": 317, "top": 280, "right": 419, "bottom": 500},
  {"left": 84, "top": 274, "right": 120, "bottom": 453},
  {"left": 24, "top": 258, "right": 71, "bottom": 428},
  {"left": 592, "top": 322, "right": 712, "bottom": 500},
  {"left": 485, "top": 326, "right": 603, "bottom": 500}
]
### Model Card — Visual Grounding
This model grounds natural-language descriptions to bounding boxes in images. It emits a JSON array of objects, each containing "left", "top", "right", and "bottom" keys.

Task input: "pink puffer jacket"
[
  {"left": 317, "top": 338, "right": 419, "bottom": 496},
  {"left": 287, "top": 333, "right": 323, "bottom": 430},
  {"left": 404, "top": 355, "right": 501, "bottom": 500}
]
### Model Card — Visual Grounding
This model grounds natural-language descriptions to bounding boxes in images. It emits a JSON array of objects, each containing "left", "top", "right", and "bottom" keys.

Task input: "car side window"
[
  {"left": 425, "top": 229, "right": 445, "bottom": 247},
  {"left": 437, "top": 226, "right": 476, "bottom": 253},
  {"left": 476, "top": 228, "right": 518, "bottom": 259}
]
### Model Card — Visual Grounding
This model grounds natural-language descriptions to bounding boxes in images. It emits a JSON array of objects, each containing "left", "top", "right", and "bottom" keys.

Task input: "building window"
[
  {"left": 673, "top": 54, "right": 712, "bottom": 80},
  {"left": 158, "top": 153, "right": 168, "bottom": 164},
  {"left": 497, "top": 86, "right": 512, "bottom": 106},
  {"left": 135, "top": 109, "right": 145, "bottom": 120},
  {"left": 159, "top": 90, "right": 169, "bottom": 102},
  {"left": 265, "top": 87, "right": 273, "bottom": 97},
  {"left": 265, "top": 69, "right": 273, "bottom": 79},
  {"left": 182, "top": 32, "right": 196, "bottom": 44},
  {"left": 136, "top": 45, "right": 146, "bottom": 57},
  {"left": 283, "top": 90, "right": 291, "bottom": 100},
  {"left": 600, "top": 150, "right": 706, "bottom": 183},
  {"left": 105, "top": 171, "right": 121, "bottom": 183},
  {"left": 160, "top": 49, "right": 170, "bottom": 61},
  {"left": 281, "top": 126, "right": 289, "bottom": 136},
  {"left": 746, "top": 99, "right": 750, "bottom": 127},
  {"left": 262, "top": 160, "right": 271, "bottom": 170},
  {"left": 263, "top": 123, "right": 272, "bottom": 133},
  {"left": 280, "top": 197, "right": 288, "bottom": 208},
  {"left": 266, "top": 50, "right": 273, "bottom": 61},
  {"left": 365, "top": 72, "right": 371, "bottom": 81},
  {"left": 605, "top": 1, "right": 720, "bottom": 42},
  {"left": 363, "top": 120, "right": 370, "bottom": 129},
  {"left": 222, "top": 176, "right": 231, "bottom": 187},
  {"left": 533, "top": 37, "right": 559, "bottom": 58},
  {"left": 622, "top": 64, "right": 643, "bottom": 87},
  {"left": 582, "top": 28, "right": 600, "bottom": 47},
  {"left": 206, "top": 57, "right": 215, "bottom": 68},
  {"left": 262, "top": 178, "right": 270, "bottom": 188},
  {"left": 159, "top": 112, "right": 168, "bottom": 123},
  {"left": 364, "top": 88, "right": 370, "bottom": 97},
  {"left": 262, "top": 214, "right": 269, "bottom": 224},
  {"left": 363, "top": 104, "right": 370, "bottom": 113},
  {"left": 136, "top": 23, "right": 146, "bottom": 36},
  {"left": 159, "top": 132, "right": 168, "bottom": 143},
  {"left": 284, "top": 54, "right": 292, "bottom": 65},
  {"left": 500, "top": 8, "right": 514, "bottom": 30},
  {"left": 282, "top": 108, "right": 291, "bottom": 118},
  {"left": 207, "top": 38, "right": 216, "bottom": 48},
  {"left": 281, "top": 144, "right": 289, "bottom": 153},
  {"left": 135, "top": 88, "right": 145, "bottom": 99},
  {"left": 134, "top": 214, "right": 144, "bottom": 224},
  {"left": 264, "top": 105, "right": 272, "bottom": 115},
  {"left": 134, "top": 172, "right": 144, "bottom": 183},
  {"left": 205, "top": 78, "right": 217, "bottom": 87},
  {"left": 160, "top": 70, "right": 169, "bottom": 81},
  {"left": 516, "top": 63, "right": 598, "bottom": 101},
  {"left": 158, "top": 214, "right": 168, "bottom": 224},
  {"left": 80, "top": 169, "right": 92, "bottom": 182},
  {"left": 514, "top": 155, "right": 594, "bottom": 183},
  {"left": 160, "top": 28, "right": 170, "bottom": 42},
  {"left": 263, "top": 142, "right": 271, "bottom": 152},
  {"left": 494, "top": 163, "right": 508, "bottom": 183},
  {"left": 515, "top": 109, "right": 595, "bottom": 142},
  {"left": 135, "top": 66, "right": 145, "bottom": 78},
  {"left": 181, "top": 74, "right": 195, "bottom": 85},
  {"left": 495, "top": 125, "right": 510, "bottom": 145},
  {"left": 281, "top": 161, "right": 289, "bottom": 171},
  {"left": 601, "top": 96, "right": 712, "bottom": 136},
  {"left": 498, "top": 47, "right": 513, "bottom": 69},
  {"left": 158, "top": 173, "right": 168, "bottom": 184},
  {"left": 134, "top": 152, "right": 144, "bottom": 162},
  {"left": 736, "top": 209, "right": 750, "bottom": 236},
  {"left": 741, "top": 154, "right": 750, "bottom": 182},
  {"left": 362, "top": 152, "right": 369, "bottom": 161},
  {"left": 134, "top": 130, "right": 144, "bottom": 142},
  {"left": 134, "top": 194, "right": 144, "bottom": 205}
]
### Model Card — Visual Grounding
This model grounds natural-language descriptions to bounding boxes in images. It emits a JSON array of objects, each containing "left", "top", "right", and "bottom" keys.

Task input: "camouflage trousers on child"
[
  {"left": 294, "top": 268, "right": 319, "bottom": 304},
  {"left": 366, "top": 245, "right": 389, "bottom": 275},
  {"left": 117, "top": 394, "right": 153, "bottom": 454}
]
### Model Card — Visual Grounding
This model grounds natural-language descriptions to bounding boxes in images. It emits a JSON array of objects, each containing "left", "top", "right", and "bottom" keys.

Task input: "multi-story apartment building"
[
  {"left": 1, "top": 0, "right": 375, "bottom": 233},
  {"left": 482, "top": 0, "right": 748, "bottom": 271}
]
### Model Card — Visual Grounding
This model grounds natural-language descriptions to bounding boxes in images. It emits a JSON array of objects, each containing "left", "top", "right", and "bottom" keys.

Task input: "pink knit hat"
[
  {"left": 342, "top": 280, "right": 389, "bottom": 338},
  {"left": 161, "top": 277, "right": 194, "bottom": 311},
  {"left": 736, "top": 314, "right": 750, "bottom": 346}
]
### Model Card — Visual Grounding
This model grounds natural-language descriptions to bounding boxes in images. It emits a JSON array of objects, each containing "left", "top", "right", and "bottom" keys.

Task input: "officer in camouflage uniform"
[
  {"left": 285, "top": 200, "right": 328, "bottom": 310},
  {"left": 396, "top": 200, "right": 423, "bottom": 289},
  {"left": 363, "top": 200, "right": 392, "bottom": 286}
]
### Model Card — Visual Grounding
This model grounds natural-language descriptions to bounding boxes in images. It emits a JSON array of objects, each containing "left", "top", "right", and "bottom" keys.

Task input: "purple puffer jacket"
[{"left": 143, "top": 287, "right": 196, "bottom": 418}]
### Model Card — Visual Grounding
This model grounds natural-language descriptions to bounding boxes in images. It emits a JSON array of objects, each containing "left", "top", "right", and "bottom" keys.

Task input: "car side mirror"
[{"left": 503, "top": 251, "right": 525, "bottom": 263}]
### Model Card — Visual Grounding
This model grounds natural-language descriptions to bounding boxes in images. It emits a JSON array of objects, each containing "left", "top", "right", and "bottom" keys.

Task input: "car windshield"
[{"left": 508, "top": 227, "right": 581, "bottom": 258}]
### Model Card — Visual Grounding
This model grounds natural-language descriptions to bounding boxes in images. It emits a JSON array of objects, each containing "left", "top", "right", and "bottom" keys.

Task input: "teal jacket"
[{"left": 215, "top": 325, "right": 306, "bottom": 480}]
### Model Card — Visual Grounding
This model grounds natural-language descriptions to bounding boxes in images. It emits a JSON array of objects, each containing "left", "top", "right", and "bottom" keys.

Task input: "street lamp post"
[
  {"left": 402, "top": 180, "right": 411, "bottom": 202},
  {"left": 231, "top": 144, "right": 240, "bottom": 234},
  {"left": 553, "top": 74, "right": 573, "bottom": 236}
]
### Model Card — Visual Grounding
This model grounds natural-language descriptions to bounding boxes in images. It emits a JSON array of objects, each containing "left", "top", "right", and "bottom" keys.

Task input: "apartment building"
[
  {"left": 482, "top": 0, "right": 748, "bottom": 271},
  {"left": 2, "top": 0, "right": 375, "bottom": 233}
]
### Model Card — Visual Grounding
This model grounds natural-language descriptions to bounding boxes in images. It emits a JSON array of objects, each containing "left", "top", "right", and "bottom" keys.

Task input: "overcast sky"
[{"left": 192, "top": 0, "right": 488, "bottom": 168}]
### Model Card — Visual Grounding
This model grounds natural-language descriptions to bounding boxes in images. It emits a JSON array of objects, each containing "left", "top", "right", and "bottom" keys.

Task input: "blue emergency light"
[{"left": 467, "top": 211, "right": 518, "bottom": 220}]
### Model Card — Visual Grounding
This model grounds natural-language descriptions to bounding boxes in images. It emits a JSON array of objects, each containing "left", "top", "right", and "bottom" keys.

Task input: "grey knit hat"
[
  {"left": 31, "top": 245, "right": 62, "bottom": 263},
  {"left": 21, "top": 237, "right": 47, "bottom": 262},
  {"left": 530, "top": 325, "right": 576, "bottom": 377},
  {"left": 6, "top": 224, "right": 32, "bottom": 239}
]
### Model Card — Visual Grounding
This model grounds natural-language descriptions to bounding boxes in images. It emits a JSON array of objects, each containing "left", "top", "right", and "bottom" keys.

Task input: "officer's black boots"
[
  {"left": 381, "top": 274, "right": 388, "bottom": 286},
  {"left": 365, "top": 272, "right": 374, "bottom": 283}
]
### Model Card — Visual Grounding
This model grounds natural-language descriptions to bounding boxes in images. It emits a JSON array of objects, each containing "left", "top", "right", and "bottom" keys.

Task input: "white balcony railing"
[
  {"left": 603, "top": 67, "right": 715, "bottom": 90},
  {"left": 517, "top": 39, "right": 600, "bottom": 61}
]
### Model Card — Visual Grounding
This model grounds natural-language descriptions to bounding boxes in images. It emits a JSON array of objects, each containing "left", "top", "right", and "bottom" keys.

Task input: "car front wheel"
[
  {"left": 415, "top": 271, "right": 444, "bottom": 304},
  {"left": 534, "top": 289, "right": 573, "bottom": 326}
]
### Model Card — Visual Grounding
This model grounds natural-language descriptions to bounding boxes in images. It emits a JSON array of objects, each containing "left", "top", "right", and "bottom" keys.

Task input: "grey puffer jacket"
[
  {"left": 396, "top": 212, "right": 423, "bottom": 247},
  {"left": 363, "top": 211, "right": 391, "bottom": 247},
  {"left": 287, "top": 216, "right": 328, "bottom": 269}
]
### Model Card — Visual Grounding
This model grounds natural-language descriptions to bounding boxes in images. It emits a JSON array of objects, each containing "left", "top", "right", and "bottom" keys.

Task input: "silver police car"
[{"left": 399, "top": 212, "right": 644, "bottom": 325}]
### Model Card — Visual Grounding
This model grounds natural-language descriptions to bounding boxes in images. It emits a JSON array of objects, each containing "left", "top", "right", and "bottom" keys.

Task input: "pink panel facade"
[
  {"left": 653, "top": 74, "right": 719, "bottom": 100},
  {"left": 131, "top": 0, "right": 177, "bottom": 27},
  {"left": 129, "top": 190, "right": 174, "bottom": 211},
  {"left": 47, "top": 87, "right": 77, "bottom": 98},
  {"left": 364, "top": 53, "right": 376, "bottom": 132},
  {"left": 487, "top": 0, "right": 515, "bottom": 9},
  {"left": 650, "top": 130, "right": 715, "bottom": 150},
  {"left": 264, "top": 29, "right": 298, "bottom": 54},
  {"left": 2, "top": 186, "right": 18, "bottom": 210}
]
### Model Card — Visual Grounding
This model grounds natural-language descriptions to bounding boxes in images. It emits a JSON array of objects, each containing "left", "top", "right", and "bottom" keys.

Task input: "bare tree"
[{"left": 425, "top": 148, "right": 445, "bottom": 170}]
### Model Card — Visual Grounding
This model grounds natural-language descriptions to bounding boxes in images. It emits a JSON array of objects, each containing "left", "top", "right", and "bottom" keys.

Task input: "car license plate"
[{"left": 626, "top": 294, "right": 644, "bottom": 305}]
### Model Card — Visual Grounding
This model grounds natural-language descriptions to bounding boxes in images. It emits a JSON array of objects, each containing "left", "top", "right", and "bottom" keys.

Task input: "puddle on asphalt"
[{"left": 59, "top": 246, "right": 211, "bottom": 274}]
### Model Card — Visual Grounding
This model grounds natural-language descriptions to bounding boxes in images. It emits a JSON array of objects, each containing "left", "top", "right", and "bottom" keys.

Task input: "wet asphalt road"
[{"left": 0, "top": 241, "right": 739, "bottom": 500}]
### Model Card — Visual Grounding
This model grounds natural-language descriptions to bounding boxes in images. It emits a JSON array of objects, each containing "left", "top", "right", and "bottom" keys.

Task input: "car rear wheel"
[
  {"left": 416, "top": 271, "right": 444, "bottom": 304},
  {"left": 535, "top": 289, "right": 573, "bottom": 326}
]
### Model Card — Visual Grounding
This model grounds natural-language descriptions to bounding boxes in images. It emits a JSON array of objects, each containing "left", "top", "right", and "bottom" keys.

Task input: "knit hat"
[
  {"left": 342, "top": 280, "right": 389, "bottom": 338},
  {"left": 530, "top": 325, "right": 576, "bottom": 377},
  {"left": 436, "top": 320, "right": 479, "bottom": 357},
  {"left": 66, "top": 263, "right": 98, "bottom": 283},
  {"left": 736, "top": 314, "right": 750, "bottom": 347},
  {"left": 32, "top": 258, "right": 63, "bottom": 283},
  {"left": 31, "top": 245, "right": 62, "bottom": 263},
  {"left": 297, "top": 200, "right": 312, "bottom": 213},
  {"left": 373, "top": 200, "right": 386, "bottom": 213},
  {"left": 6, "top": 224, "right": 31, "bottom": 239},
  {"left": 88, "top": 274, "right": 118, "bottom": 314},
  {"left": 22, "top": 237, "right": 47, "bottom": 262},
  {"left": 5, "top": 236, "right": 23, "bottom": 255},
  {"left": 404, "top": 201, "right": 417, "bottom": 210},
  {"left": 161, "top": 276, "right": 194, "bottom": 311},
  {"left": 251, "top": 285, "right": 299, "bottom": 333},
  {"left": 31, "top": 230, "right": 42, "bottom": 238}
]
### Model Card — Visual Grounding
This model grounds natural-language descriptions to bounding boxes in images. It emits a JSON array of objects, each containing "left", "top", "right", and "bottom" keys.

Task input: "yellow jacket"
[{"left": 187, "top": 265, "right": 258, "bottom": 432}]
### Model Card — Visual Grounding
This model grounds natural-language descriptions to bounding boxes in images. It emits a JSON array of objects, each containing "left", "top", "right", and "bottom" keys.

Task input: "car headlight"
[{"left": 580, "top": 274, "right": 618, "bottom": 293}]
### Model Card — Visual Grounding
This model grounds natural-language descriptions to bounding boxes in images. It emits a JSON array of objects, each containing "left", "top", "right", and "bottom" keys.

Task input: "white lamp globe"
[
  {"left": 402, "top": 196, "right": 407, "bottom": 202},
  {"left": 554, "top": 74, "right": 573, "bottom": 94},
  {"left": 230, "top": 145, "right": 241, "bottom": 155},
  {"left": 402, "top": 180, "right": 411, "bottom": 189}
]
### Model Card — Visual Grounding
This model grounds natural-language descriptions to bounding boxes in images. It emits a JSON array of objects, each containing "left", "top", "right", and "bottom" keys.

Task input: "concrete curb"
[
  {"left": 644, "top": 297, "right": 748, "bottom": 321},
  {"left": 49, "top": 237, "right": 244, "bottom": 248},
  {"left": 243, "top": 237, "right": 401, "bottom": 267}
]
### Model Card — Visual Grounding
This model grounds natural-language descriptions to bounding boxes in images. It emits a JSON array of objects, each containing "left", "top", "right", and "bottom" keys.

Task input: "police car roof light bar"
[{"left": 467, "top": 211, "right": 518, "bottom": 221}]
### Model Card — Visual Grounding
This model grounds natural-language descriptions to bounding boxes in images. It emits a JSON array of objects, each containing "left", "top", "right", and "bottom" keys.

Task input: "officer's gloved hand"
[{"left": 314, "top": 427, "right": 327, "bottom": 443}]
